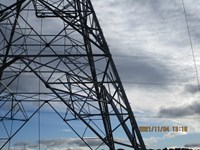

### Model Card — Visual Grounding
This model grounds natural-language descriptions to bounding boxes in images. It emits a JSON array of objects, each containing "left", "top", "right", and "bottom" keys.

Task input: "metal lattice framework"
[{"left": 0, "top": 0, "right": 146, "bottom": 149}]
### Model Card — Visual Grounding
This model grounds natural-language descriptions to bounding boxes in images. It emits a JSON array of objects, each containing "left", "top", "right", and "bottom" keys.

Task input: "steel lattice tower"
[{"left": 0, "top": 0, "right": 146, "bottom": 149}]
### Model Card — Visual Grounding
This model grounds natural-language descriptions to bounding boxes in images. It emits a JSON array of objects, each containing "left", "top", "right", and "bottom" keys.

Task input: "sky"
[
  {"left": 92, "top": 0, "right": 200, "bottom": 149},
  {"left": 1, "top": 0, "right": 200, "bottom": 149}
]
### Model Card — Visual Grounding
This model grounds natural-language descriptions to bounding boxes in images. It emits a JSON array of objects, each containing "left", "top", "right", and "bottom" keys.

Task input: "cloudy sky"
[
  {"left": 1, "top": 0, "right": 200, "bottom": 149},
  {"left": 92, "top": 0, "right": 200, "bottom": 149}
]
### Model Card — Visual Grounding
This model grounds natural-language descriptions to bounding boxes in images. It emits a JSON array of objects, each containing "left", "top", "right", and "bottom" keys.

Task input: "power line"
[
  {"left": 135, "top": 115, "right": 200, "bottom": 120},
  {"left": 122, "top": 81, "right": 199, "bottom": 87},
  {"left": 182, "top": 0, "right": 200, "bottom": 91}
]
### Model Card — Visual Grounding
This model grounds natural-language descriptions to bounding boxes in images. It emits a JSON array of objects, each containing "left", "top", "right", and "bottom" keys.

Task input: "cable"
[
  {"left": 135, "top": 115, "right": 200, "bottom": 120},
  {"left": 38, "top": 17, "right": 43, "bottom": 150},
  {"left": 38, "top": 87, "right": 41, "bottom": 150},
  {"left": 122, "top": 81, "right": 198, "bottom": 87},
  {"left": 182, "top": 0, "right": 200, "bottom": 91}
]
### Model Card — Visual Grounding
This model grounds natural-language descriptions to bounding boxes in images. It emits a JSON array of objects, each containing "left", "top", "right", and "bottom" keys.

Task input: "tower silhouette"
[{"left": 0, "top": 0, "right": 146, "bottom": 149}]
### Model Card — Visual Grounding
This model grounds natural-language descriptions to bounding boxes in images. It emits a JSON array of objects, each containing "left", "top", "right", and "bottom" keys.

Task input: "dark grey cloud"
[
  {"left": 93, "top": 0, "right": 195, "bottom": 90},
  {"left": 14, "top": 138, "right": 104, "bottom": 149},
  {"left": 77, "top": 138, "right": 104, "bottom": 147},
  {"left": 14, "top": 141, "right": 38, "bottom": 149},
  {"left": 13, "top": 138, "right": 128, "bottom": 149},
  {"left": 114, "top": 55, "right": 173, "bottom": 87},
  {"left": 40, "top": 139, "right": 67, "bottom": 147},
  {"left": 14, "top": 141, "right": 30, "bottom": 146},
  {"left": 184, "top": 85, "right": 200, "bottom": 94},
  {"left": 2, "top": 0, "right": 195, "bottom": 93},
  {"left": 158, "top": 101, "right": 200, "bottom": 117},
  {"left": 1, "top": 73, "right": 49, "bottom": 93},
  {"left": 185, "top": 143, "right": 200, "bottom": 148}
]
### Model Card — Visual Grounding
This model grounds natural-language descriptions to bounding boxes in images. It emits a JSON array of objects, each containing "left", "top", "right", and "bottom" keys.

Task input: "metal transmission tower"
[{"left": 0, "top": 0, "right": 146, "bottom": 149}]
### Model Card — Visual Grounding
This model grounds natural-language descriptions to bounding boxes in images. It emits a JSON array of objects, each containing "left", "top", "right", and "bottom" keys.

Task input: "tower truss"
[{"left": 0, "top": 0, "right": 146, "bottom": 149}]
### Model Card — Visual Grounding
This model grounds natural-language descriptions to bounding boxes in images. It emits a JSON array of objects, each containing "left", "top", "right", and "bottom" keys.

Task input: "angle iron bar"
[
  {"left": 66, "top": 74, "right": 76, "bottom": 114},
  {"left": 1, "top": 93, "right": 103, "bottom": 115},
  {"left": 13, "top": 10, "right": 50, "bottom": 44},
  {"left": 45, "top": 22, "right": 73, "bottom": 45},
  {"left": 0, "top": 0, "right": 28, "bottom": 22},
  {"left": 110, "top": 99, "right": 138, "bottom": 148},
  {"left": 95, "top": 142, "right": 105, "bottom": 150},
  {"left": 0, "top": 117, "right": 28, "bottom": 122},
  {"left": 0, "top": 80, "right": 15, "bottom": 94},
  {"left": 105, "top": 57, "right": 146, "bottom": 148},
  {"left": 103, "top": 85, "right": 140, "bottom": 148},
  {"left": 46, "top": 60, "right": 64, "bottom": 82},
  {"left": 0, "top": 0, "right": 33, "bottom": 64},
  {"left": 111, "top": 115, "right": 130, "bottom": 135},
  {"left": 0, "top": 0, "right": 27, "bottom": 13},
  {"left": 76, "top": 1, "right": 114, "bottom": 148},
  {"left": 36, "top": 0, "right": 109, "bottom": 55},
  {"left": 65, "top": 94, "right": 104, "bottom": 112},
  {"left": 82, "top": 119, "right": 91, "bottom": 137},
  {"left": 1, "top": 72, "right": 116, "bottom": 85},
  {"left": 21, "top": 58, "right": 113, "bottom": 149},
  {"left": 0, "top": 54, "right": 106, "bottom": 57},
  {"left": 0, "top": 57, "right": 51, "bottom": 93},
  {"left": 1, "top": 2, "right": 22, "bottom": 79},
  {"left": 0, "top": 99, "right": 55, "bottom": 102},
  {"left": 78, "top": 86, "right": 96, "bottom": 115},
  {"left": 0, "top": 102, "right": 45, "bottom": 149},
  {"left": 104, "top": 61, "right": 146, "bottom": 149},
  {"left": 0, "top": 0, "right": 145, "bottom": 148},
  {"left": 18, "top": 100, "right": 29, "bottom": 119},
  {"left": 0, "top": 100, "right": 25, "bottom": 121},
  {"left": 2, "top": 119, "right": 10, "bottom": 137},
  {"left": 70, "top": 97, "right": 91, "bottom": 118},
  {"left": 0, "top": 56, "right": 20, "bottom": 71},
  {"left": 0, "top": 27, "right": 10, "bottom": 48},
  {"left": 3, "top": 92, "right": 65, "bottom": 94},
  {"left": 87, "top": 117, "right": 106, "bottom": 136},
  {"left": 12, "top": 94, "right": 44, "bottom": 101},
  {"left": 113, "top": 140, "right": 136, "bottom": 149},
  {"left": 0, "top": 138, "right": 9, "bottom": 140},
  {"left": 0, "top": 44, "right": 86, "bottom": 46},
  {"left": 0, "top": 58, "right": 32, "bottom": 94},
  {"left": 47, "top": 101, "right": 93, "bottom": 150},
  {"left": 46, "top": 81, "right": 117, "bottom": 84},
  {"left": 21, "top": 58, "right": 79, "bottom": 77},
  {"left": 56, "top": 76, "right": 100, "bottom": 101},
  {"left": 27, "top": 85, "right": 96, "bottom": 102},
  {"left": 99, "top": 98, "right": 114, "bottom": 148},
  {"left": 104, "top": 85, "right": 128, "bottom": 111},
  {"left": 0, "top": 98, "right": 9, "bottom": 108},
  {"left": 24, "top": 42, "right": 95, "bottom": 82}
]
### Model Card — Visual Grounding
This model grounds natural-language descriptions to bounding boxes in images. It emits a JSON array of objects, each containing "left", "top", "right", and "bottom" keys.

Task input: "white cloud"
[
  {"left": 12, "top": 138, "right": 132, "bottom": 150},
  {"left": 185, "top": 143, "right": 200, "bottom": 148},
  {"left": 92, "top": 0, "right": 200, "bottom": 148},
  {"left": 144, "top": 136, "right": 159, "bottom": 148},
  {"left": 61, "top": 129, "right": 71, "bottom": 132}
]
